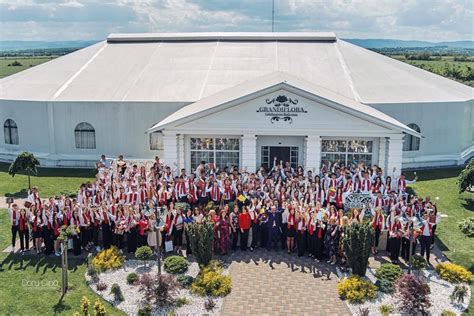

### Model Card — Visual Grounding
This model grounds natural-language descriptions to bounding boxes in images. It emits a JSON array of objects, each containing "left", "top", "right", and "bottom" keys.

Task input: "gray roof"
[{"left": 0, "top": 32, "right": 472, "bottom": 103}]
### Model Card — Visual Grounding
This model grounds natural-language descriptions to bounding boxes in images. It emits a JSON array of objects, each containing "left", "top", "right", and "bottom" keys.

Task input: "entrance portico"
[{"left": 149, "top": 72, "right": 418, "bottom": 177}]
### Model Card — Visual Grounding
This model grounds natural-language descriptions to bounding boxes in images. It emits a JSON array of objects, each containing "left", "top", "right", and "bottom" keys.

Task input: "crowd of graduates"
[{"left": 8, "top": 155, "right": 439, "bottom": 265}]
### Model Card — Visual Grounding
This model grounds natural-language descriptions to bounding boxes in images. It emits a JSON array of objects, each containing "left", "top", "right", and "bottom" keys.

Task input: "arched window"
[
  {"left": 403, "top": 123, "right": 421, "bottom": 151},
  {"left": 4, "top": 119, "right": 19, "bottom": 145},
  {"left": 74, "top": 122, "right": 96, "bottom": 149}
]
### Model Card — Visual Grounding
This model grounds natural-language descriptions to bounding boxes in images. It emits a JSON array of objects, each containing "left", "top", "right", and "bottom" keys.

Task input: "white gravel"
[
  {"left": 336, "top": 267, "right": 471, "bottom": 315},
  {"left": 85, "top": 259, "right": 225, "bottom": 316}
]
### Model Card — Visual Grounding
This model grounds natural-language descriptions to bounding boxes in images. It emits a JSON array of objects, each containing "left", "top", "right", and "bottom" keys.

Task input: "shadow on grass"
[
  {"left": 0, "top": 162, "right": 96, "bottom": 179},
  {"left": 5, "top": 188, "right": 28, "bottom": 198},
  {"left": 404, "top": 167, "right": 464, "bottom": 182},
  {"left": 0, "top": 252, "right": 86, "bottom": 273},
  {"left": 461, "top": 197, "right": 474, "bottom": 212}
]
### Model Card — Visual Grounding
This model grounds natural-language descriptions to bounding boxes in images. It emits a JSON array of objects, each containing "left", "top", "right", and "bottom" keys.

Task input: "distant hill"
[
  {"left": 344, "top": 38, "right": 474, "bottom": 49},
  {"left": 0, "top": 40, "right": 99, "bottom": 51}
]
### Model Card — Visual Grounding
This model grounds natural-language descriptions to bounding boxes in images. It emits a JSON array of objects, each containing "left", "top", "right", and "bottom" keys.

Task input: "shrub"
[
  {"left": 441, "top": 310, "right": 457, "bottom": 316},
  {"left": 163, "top": 255, "right": 189, "bottom": 274},
  {"left": 450, "top": 284, "right": 468, "bottom": 304},
  {"left": 127, "top": 272, "right": 139, "bottom": 285},
  {"left": 436, "top": 262, "right": 472, "bottom": 284},
  {"left": 457, "top": 158, "right": 474, "bottom": 193},
  {"left": 177, "top": 275, "right": 194, "bottom": 288},
  {"left": 191, "top": 260, "right": 232, "bottom": 297},
  {"left": 80, "top": 296, "right": 91, "bottom": 315},
  {"left": 138, "top": 273, "right": 156, "bottom": 303},
  {"left": 175, "top": 297, "right": 190, "bottom": 307},
  {"left": 137, "top": 305, "right": 152, "bottom": 316},
  {"left": 110, "top": 283, "right": 124, "bottom": 302},
  {"left": 337, "top": 276, "right": 377, "bottom": 304},
  {"left": 135, "top": 246, "right": 153, "bottom": 267},
  {"left": 375, "top": 264, "right": 403, "bottom": 293},
  {"left": 186, "top": 219, "right": 215, "bottom": 266},
  {"left": 342, "top": 222, "right": 374, "bottom": 277},
  {"left": 395, "top": 273, "right": 431, "bottom": 314},
  {"left": 95, "top": 281, "right": 107, "bottom": 292},
  {"left": 87, "top": 265, "right": 100, "bottom": 283},
  {"left": 458, "top": 217, "right": 474, "bottom": 238},
  {"left": 412, "top": 254, "right": 427, "bottom": 271},
  {"left": 357, "top": 307, "right": 369, "bottom": 316},
  {"left": 156, "top": 274, "right": 179, "bottom": 307},
  {"left": 204, "top": 297, "right": 216, "bottom": 311},
  {"left": 379, "top": 304, "right": 394, "bottom": 316},
  {"left": 91, "top": 247, "right": 124, "bottom": 272},
  {"left": 93, "top": 299, "right": 106, "bottom": 316}
]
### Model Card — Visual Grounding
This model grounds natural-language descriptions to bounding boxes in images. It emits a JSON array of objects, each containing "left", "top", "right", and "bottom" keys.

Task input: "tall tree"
[
  {"left": 458, "top": 159, "right": 474, "bottom": 193},
  {"left": 343, "top": 221, "right": 374, "bottom": 277},
  {"left": 8, "top": 151, "right": 40, "bottom": 190}
]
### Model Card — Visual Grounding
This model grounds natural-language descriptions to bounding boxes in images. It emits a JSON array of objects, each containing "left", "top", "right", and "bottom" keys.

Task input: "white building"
[{"left": 0, "top": 32, "right": 472, "bottom": 176}]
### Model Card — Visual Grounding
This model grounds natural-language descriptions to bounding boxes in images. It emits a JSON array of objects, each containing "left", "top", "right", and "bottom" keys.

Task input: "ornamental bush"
[
  {"left": 93, "top": 299, "right": 106, "bottom": 316},
  {"left": 163, "top": 255, "right": 189, "bottom": 274},
  {"left": 80, "top": 296, "right": 91, "bottom": 315},
  {"left": 110, "top": 283, "right": 124, "bottom": 302},
  {"left": 457, "top": 159, "right": 474, "bottom": 193},
  {"left": 379, "top": 304, "right": 394, "bottom": 316},
  {"left": 186, "top": 219, "right": 215, "bottom": 266},
  {"left": 191, "top": 260, "right": 232, "bottom": 297},
  {"left": 342, "top": 222, "right": 374, "bottom": 277},
  {"left": 375, "top": 264, "right": 403, "bottom": 293},
  {"left": 395, "top": 273, "right": 431, "bottom": 314},
  {"left": 436, "top": 262, "right": 472, "bottom": 284},
  {"left": 337, "top": 276, "right": 378, "bottom": 304},
  {"left": 91, "top": 246, "right": 124, "bottom": 272},
  {"left": 177, "top": 275, "right": 194, "bottom": 288},
  {"left": 412, "top": 254, "right": 428, "bottom": 271},
  {"left": 127, "top": 272, "right": 139, "bottom": 285},
  {"left": 135, "top": 246, "right": 153, "bottom": 267},
  {"left": 450, "top": 284, "right": 469, "bottom": 304},
  {"left": 458, "top": 217, "right": 474, "bottom": 238}
]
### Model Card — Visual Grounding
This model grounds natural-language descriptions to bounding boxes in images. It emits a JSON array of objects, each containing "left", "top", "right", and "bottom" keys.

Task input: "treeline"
[
  {"left": 412, "top": 62, "right": 474, "bottom": 86},
  {"left": 0, "top": 47, "right": 80, "bottom": 57}
]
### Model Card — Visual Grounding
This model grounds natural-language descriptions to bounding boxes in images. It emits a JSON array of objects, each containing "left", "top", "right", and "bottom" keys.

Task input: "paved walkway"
[{"left": 220, "top": 249, "right": 351, "bottom": 316}]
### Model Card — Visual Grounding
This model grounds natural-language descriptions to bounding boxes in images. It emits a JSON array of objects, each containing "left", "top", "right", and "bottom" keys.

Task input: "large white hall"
[{"left": 0, "top": 32, "right": 472, "bottom": 176}]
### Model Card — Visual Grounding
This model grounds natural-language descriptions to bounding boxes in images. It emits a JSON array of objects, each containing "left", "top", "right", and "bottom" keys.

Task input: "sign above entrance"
[{"left": 256, "top": 95, "right": 307, "bottom": 124}]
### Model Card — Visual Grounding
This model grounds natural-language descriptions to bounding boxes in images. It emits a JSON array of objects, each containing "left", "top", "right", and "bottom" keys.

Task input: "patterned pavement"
[{"left": 219, "top": 249, "right": 351, "bottom": 316}]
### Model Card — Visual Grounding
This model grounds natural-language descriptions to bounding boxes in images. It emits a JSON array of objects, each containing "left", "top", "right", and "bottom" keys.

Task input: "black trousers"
[
  {"left": 296, "top": 232, "right": 306, "bottom": 257},
  {"left": 420, "top": 235, "right": 431, "bottom": 261},
  {"left": 389, "top": 237, "right": 401, "bottom": 261},
  {"left": 73, "top": 235, "right": 82, "bottom": 255},
  {"left": 374, "top": 228, "right": 381, "bottom": 248},
  {"left": 401, "top": 238, "right": 416, "bottom": 261},
  {"left": 19, "top": 228, "right": 29, "bottom": 250},
  {"left": 81, "top": 227, "right": 90, "bottom": 247},
  {"left": 114, "top": 233, "right": 124, "bottom": 249},
  {"left": 43, "top": 228, "right": 53, "bottom": 255},
  {"left": 280, "top": 224, "right": 287, "bottom": 250},
  {"left": 127, "top": 227, "right": 138, "bottom": 253},
  {"left": 315, "top": 237, "right": 324, "bottom": 260},
  {"left": 185, "top": 230, "right": 192, "bottom": 254},
  {"left": 431, "top": 225, "right": 437, "bottom": 245},
  {"left": 308, "top": 233, "right": 316, "bottom": 256},
  {"left": 231, "top": 230, "right": 239, "bottom": 250},
  {"left": 240, "top": 229, "right": 249, "bottom": 251},
  {"left": 251, "top": 222, "right": 259, "bottom": 248},
  {"left": 11, "top": 225, "right": 18, "bottom": 248},
  {"left": 260, "top": 225, "right": 268, "bottom": 248},
  {"left": 101, "top": 224, "right": 112, "bottom": 249}
]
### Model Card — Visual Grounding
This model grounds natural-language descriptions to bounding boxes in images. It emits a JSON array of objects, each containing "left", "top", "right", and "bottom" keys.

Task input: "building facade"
[{"left": 0, "top": 32, "right": 472, "bottom": 176}]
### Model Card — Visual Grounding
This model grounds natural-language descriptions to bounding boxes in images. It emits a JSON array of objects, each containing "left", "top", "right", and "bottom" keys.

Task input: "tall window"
[
  {"left": 190, "top": 137, "right": 239, "bottom": 171},
  {"left": 403, "top": 123, "right": 421, "bottom": 151},
  {"left": 149, "top": 132, "right": 163, "bottom": 150},
  {"left": 74, "top": 122, "right": 96, "bottom": 149},
  {"left": 321, "top": 139, "right": 373, "bottom": 167},
  {"left": 4, "top": 119, "right": 19, "bottom": 145}
]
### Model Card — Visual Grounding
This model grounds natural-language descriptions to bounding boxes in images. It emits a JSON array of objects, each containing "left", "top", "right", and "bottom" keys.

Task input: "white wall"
[{"left": 372, "top": 100, "right": 473, "bottom": 168}]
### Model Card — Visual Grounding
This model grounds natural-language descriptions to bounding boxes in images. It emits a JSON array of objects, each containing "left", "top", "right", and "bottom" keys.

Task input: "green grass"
[
  {"left": 0, "top": 162, "right": 96, "bottom": 198},
  {"left": 0, "top": 210, "right": 10, "bottom": 250},
  {"left": 405, "top": 167, "right": 474, "bottom": 315},
  {"left": 0, "top": 57, "right": 56, "bottom": 79},
  {"left": 0, "top": 253, "right": 125, "bottom": 315}
]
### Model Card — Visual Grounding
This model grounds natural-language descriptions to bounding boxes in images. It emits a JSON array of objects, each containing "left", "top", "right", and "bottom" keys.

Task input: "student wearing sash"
[
  {"left": 8, "top": 202, "right": 20, "bottom": 253},
  {"left": 420, "top": 212, "right": 435, "bottom": 262},
  {"left": 18, "top": 208, "right": 30, "bottom": 252},
  {"left": 286, "top": 207, "right": 297, "bottom": 253},
  {"left": 71, "top": 208, "right": 82, "bottom": 255},
  {"left": 371, "top": 207, "right": 384, "bottom": 254},
  {"left": 171, "top": 207, "right": 185, "bottom": 253}
]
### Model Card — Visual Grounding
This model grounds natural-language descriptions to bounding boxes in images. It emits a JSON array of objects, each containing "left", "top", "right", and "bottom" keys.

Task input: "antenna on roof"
[{"left": 272, "top": 0, "right": 275, "bottom": 32}]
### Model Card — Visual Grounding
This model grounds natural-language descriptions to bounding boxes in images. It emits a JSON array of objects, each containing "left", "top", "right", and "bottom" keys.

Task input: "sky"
[{"left": 0, "top": 0, "right": 473, "bottom": 42}]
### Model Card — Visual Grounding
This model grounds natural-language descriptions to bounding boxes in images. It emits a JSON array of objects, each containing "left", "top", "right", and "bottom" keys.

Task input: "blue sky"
[{"left": 0, "top": 0, "right": 472, "bottom": 41}]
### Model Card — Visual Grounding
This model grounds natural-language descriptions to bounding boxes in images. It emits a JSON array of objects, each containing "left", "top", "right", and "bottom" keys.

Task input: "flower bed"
[
  {"left": 85, "top": 259, "right": 229, "bottom": 315},
  {"left": 337, "top": 267, "right": 471, "bottom": 315}
]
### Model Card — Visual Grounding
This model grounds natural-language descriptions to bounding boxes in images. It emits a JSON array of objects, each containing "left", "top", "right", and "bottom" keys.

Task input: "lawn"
[
  {"left": 0, "top": 162, "right": 96, "bottom": 198},
  {"left": 0, "top": 56, "right": 55, "bottom": 79},
  {"left": 405, "top": 167, "right": 474, "bottom": 315}
]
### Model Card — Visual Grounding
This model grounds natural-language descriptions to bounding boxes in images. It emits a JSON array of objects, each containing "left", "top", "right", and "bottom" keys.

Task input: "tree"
[
  {"left": 186, "top": 219, "right": 215, "bottom": 266},
  {"left": 135, "top": 246, "right": 153, "bottom": 267},
  {"left": 8, "top": 151, "right": 40, "bottom": 190},
  {"left": 342, "top": 221, "right": 374, "bottom": 277},
  {"left": 458, "top": 159, "right": 474, "bottom": 193}
]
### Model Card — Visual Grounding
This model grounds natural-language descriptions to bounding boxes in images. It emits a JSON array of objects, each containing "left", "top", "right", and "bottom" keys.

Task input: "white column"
[
  {"left": 241, "top": 134, "right": 257, "bottom": 172},
  {"left": 177, "top": 134, "right": 185, "bottom": 172},
  {"left": 378, "top": 137, "right": 387, "bottom": 171},
  {"left": 162, "top": 132, "right": 178, "bottom": 172},
  {"left": 305, "top": 135, "right": 321, "bottom": 174},
  {"left": 387, "top": 134, "right": 404, "bottom": 178}
]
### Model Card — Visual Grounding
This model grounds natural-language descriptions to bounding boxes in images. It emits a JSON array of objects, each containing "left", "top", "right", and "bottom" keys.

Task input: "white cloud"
[{"left": 0, "top": 0, "right": 472, "bottom": 41}]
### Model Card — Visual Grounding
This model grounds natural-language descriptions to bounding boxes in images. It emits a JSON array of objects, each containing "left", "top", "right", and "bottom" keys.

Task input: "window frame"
[
  {"left": 321, "top": 139, "right": 373, "bottom": 167},
  {"left": 403, "top": 123, "right": 421, "bottom": 152},
  {"left": 190, "top": 137, "right": 240, "bottom": 171},
  {"left": 4, "top": 119, "right": 19, "bottom": 145},
  {"left": 74, "top": 122, "right": 96, "bottom": 149}
]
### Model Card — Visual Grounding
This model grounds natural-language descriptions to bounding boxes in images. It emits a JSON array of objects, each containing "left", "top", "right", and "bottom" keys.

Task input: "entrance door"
[{"left": 270, "top": 146, "right": 291, "bottom": 166}]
